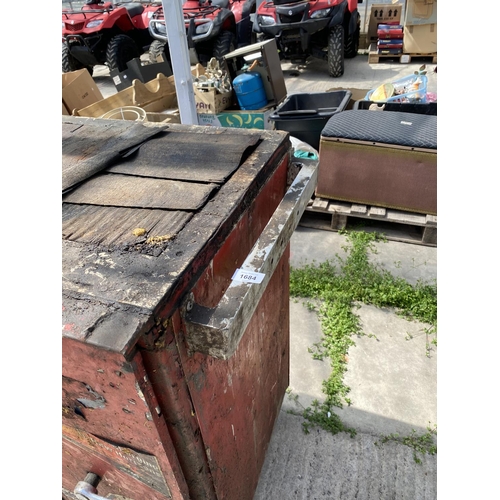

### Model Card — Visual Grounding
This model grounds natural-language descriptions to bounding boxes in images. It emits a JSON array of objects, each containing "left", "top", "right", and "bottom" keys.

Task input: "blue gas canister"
[{"left": 232, "top": 71, "right": 267, "bottom": 110}]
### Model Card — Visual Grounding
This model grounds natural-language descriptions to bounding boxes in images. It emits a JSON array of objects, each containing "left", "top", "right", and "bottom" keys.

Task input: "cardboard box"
[
  {"left": 110, "top": 57, "right": 173, "bottom": 91},
  {"left": 223, "top": 39, "right": 287, "bottom": 107},
  {"left": 146, "top": 111, "right": 181, "bottom": 124},
  {"left": 192, "top": 64, "right": 233, "bottom": 114},
  {"left": 194, "top": 87, "right": 234, "bottom": 114},
  {"left": 403, "top": 23, "right": 437, "bottom": 54},
  {"left": 198, "top": 106, "right": 275, "bottom": 130},
  {"left": 74, "top": 73, "right": 177, "bottom": 118},
  {"left": 404, "top": 0, "right": 437, "bottom": 26},
  {"left": 62, "top": 69, "right": 103, "bottom": 115},
  {"left": 367, "top": 3, "right": 403, "bottom": 42}
]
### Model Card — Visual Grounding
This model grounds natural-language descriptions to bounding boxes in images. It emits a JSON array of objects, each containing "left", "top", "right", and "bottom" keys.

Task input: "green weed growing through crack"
[
  {"left": 289, "top": 230, "right": 437, "bottom": 459},
  {"left": 376, "top": 424, "right": 437, "bottom": 464}
]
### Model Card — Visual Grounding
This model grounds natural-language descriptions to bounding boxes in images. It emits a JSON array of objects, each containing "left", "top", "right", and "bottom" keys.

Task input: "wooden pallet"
[
  {"left": 368, "top": 44, "right": 437, "bottom": 64},
  {"left": 299, "top": 197, "right": 437, "bottom": 246}
]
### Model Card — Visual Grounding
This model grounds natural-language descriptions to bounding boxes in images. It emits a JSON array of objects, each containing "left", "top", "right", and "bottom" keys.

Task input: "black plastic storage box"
[
  {"left": 353, "top": 100, "right": 437, "bottom": 115},
  {"left": 269, "top": 90, "right": 352, "bottom": 151}
]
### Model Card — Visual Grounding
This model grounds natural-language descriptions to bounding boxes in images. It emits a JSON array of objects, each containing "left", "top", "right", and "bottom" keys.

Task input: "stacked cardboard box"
[
  {"left": 377, "top": 23, "right": 404, "bottom": 55},
  {"left": 367, "top": 3, "right": 403, "bottom": 47},
  {"left": 403, "top": 0, "right": 437, "bottom": 54}
]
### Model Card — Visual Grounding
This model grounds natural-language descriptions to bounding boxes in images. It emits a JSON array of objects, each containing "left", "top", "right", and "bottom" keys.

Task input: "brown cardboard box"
[
  {"left": 198, "top": 106, "right": 275, "bottom": 130},
  {"left": 192, "top": 64, "right": 233, "bottom": 114},
  {"left": 194, "top": 87, "right": 234, "bottom": 114},
  {"left": 146, "top": 111, "right": 181, "bottom": 124},
  {"left": 62, "top": 69, "right": 103, "bottom": 115},
  {"left": 403, "top": 23, "right": 437, "bottom": 54},
  {"left": 367, "top": 3, "right": 403, "bottom": 43},
  {"left": 404, "top": 0, "right": 437, "bottom": 26},
  {"left": 74, "top": 73, "right": 177, "bottom": 118}
]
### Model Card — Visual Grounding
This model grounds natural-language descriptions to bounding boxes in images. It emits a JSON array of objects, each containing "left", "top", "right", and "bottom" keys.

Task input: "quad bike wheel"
[
  {"left": 106, "top": 34, "right": 141, "bottom": 72},
  {"left": 344, "top": 23, "right": 360, "bottom": 59},
  {"left": 242, "top": 8, "right": 257, "bottom": 47},
  {"left": 213, "top": 31, "right": 236, "bottom": 63},
  {"left": 149, "top": 39, "right": 172, "bottom": 66},
  {"left": 62, "top": 43, "right": 93, "bottom": 75},
  {"left": 328, "top": 24, "right": 344, "bottom": 78}
]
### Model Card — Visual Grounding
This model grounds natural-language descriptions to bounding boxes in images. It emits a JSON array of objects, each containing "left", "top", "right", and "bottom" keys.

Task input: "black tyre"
[
  {"left": 328, "top": 24, "right": 344, "bottom": 78},
  {"left": 62, "top": 43, "right": 93, "bottom": 75},
  {"left": 344, "top": 22, "right": 360, "bottom": 59},
  {"left": 106, "top": 34, "right": 140, "bottom": 72},
  {"left": 213, "top": 31, "right": 237, "bottom": 63},
  {"left": 240, "top": 10, "right": 257, "bottom": 47},
  {"left": 149, "top": 39, "right": 171, "bottom": 65}
]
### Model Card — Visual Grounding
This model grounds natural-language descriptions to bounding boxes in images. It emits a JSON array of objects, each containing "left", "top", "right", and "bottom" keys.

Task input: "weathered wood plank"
[
  {"left": 422, "top": 226, "right": 437, "bottom": 245},
  {"left": 351, "top": 204, "right": 367, "bottom": 215},
  {"left": 107, "top": 130, "right": 260, "bottom": 184},
  {"left": 312, "top": 198, "right": 329, "bottom": 210},
  {"left": 368, "top": 206, "right": 386, "bottom": 217},
  {"left": 302, "top": 196, "right": 437, "bottom": 246},
  {"left": 327, "top": 200, "right": 352, "bottom": 214},
  {"left": 386, "top": 210, "right": 426, "bottom": 225},
  {"left": 62, "top": 204, "right": 192, "bottom": 247},
  {"left": 62, "top": 118, "right": 167, "bottom": 192},
  {"left": 63, "top": 173, "right": 217, "bottom": 211},
  {"left": 368, "top": 44, "right": 437, "bottom": 64},
  {"left": 331, "top": 213, "right": 348, "bottom": 230},
  {"left": 426, "top": 215, "right": 438, "bottom": 226}
]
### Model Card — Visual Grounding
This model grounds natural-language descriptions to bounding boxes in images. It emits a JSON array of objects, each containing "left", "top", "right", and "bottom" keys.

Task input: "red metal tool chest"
[{"left": 62, "top": 117, "right": 317, "bottom": 500}]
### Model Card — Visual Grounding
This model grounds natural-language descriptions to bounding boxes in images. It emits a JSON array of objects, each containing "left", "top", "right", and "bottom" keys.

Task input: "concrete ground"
[
  {"left": 253, "top": 228, "right": 437, "bottom": 500},
  {"left": 90, "top": 48, "right": 438, "bottom": 500}
]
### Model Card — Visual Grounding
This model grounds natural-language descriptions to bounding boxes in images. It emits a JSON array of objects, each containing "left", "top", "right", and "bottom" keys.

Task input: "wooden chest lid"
[{"left": 62, "top": 117, "right": 289, "bottom": 356}]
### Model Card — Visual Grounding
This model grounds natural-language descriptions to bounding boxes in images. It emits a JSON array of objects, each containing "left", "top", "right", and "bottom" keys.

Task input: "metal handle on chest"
[
  {"left": 182, "top": 158, "right": 318, "bottom": 360},
  {"left": 74, "top": 473, "right": 132, "bottom": 500}
]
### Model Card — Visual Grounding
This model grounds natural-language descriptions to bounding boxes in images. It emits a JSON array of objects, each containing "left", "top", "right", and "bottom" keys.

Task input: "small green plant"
[
  {"left": 376, "top": 424, "right": 437, "bottom": 464},
  {"left": 305, "top": 300, "right": 317, "bottom": 311},
  {"left": 289, "top": 230, "right": 437, "bottom": 445},
  {"left": 302, "top": 399, "right": 356, "bottom": 437},
  {"left": 285, "top": 389, "right": 356, "bottom": 437}
]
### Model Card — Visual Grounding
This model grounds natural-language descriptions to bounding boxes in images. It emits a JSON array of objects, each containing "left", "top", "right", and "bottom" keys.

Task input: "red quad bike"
[
  {"left": 62, "top": 0, "right": 161, "bottom": 75},
  {"left": 253, "top": 0, "right": 362, "bottom": 77},
  {"left": 148, "top": 0, "right": 256, "bottom": 67}
]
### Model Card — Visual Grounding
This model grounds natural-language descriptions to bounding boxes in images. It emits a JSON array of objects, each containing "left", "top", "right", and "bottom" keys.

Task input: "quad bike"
[
  {"left": 62, "top": 0, "right": 161, "bottom": 75},
  {"left": 253, "top": 0, "right": 362, "bottom": 77},
  {"left": 148, "top": 0, "right": 256, "bottom": 67}
]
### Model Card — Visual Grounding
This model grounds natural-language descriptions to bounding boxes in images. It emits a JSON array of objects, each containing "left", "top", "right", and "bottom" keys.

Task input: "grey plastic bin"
[{"left": 269, "top": 90, "right": 352, "bottom": 151}]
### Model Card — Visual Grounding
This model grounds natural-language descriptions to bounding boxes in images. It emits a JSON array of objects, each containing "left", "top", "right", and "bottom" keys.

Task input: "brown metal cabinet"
[{"left": 62, "top": 117, "right": 317, "bottom": 500}]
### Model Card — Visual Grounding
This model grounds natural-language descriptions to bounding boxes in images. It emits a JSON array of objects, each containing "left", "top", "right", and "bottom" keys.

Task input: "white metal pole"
[
  {"left": 364, "top": 1, "right": 369, "bottom": 33},
  {"left": 161, "top": 0, "right": 198, "bottom": 125}
]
